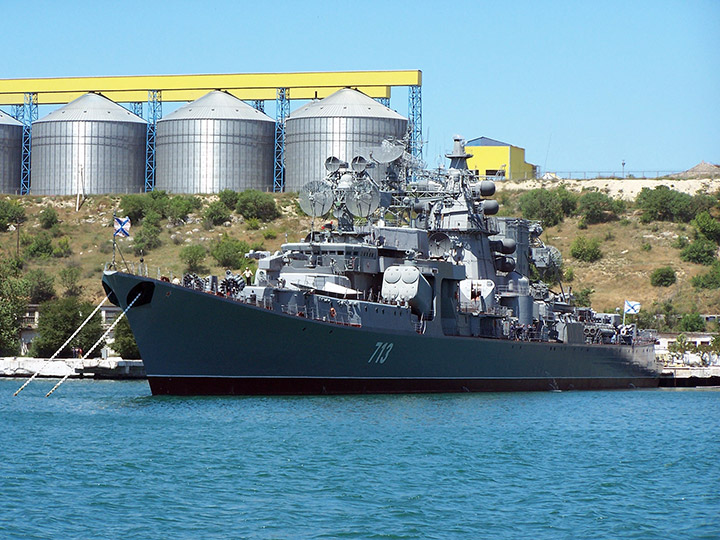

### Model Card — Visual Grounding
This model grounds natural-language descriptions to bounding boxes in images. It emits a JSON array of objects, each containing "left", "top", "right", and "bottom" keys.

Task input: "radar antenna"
[
  {"left": 345, "top": 180, "right": 380, "bottom": 218},
  {"left": 299, "top": 180, "right": 334, "bottom": 237}
]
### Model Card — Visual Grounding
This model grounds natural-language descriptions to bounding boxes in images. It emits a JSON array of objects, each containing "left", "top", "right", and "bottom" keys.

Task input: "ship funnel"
[{"left": 445, "top": 135, "right": 473, "bottom": 169}]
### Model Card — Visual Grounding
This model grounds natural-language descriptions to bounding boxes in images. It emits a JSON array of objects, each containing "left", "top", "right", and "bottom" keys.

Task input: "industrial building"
[
  {"left": 155, "top": 91, "right": 275, "bottom": 194},
  {"left": 0, "top": 110, "right": 22, "bottom": 193},
  {"left": 464, "top": 137, "right": 537, "bottom": 180},
  {"left": 0, "top": 71, "right": 422, "bottom": 195},
  {"left": 30, "top": 93, "right": 146, "bottom": 196},
  {"left": 284, "top": 88, "right": 408, "bottom": 192}
]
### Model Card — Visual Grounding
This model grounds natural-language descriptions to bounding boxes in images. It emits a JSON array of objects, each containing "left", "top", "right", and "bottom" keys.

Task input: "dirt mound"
[{"left": 672, "top": 161, "right": 720, "bottom": 179}]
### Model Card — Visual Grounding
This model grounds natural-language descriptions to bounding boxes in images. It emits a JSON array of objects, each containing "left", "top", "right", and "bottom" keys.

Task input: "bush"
[
  {"left": 570, "top": 236, "right": 602, "bottom": 262},
  {"left": 577, "top": 191, "right": 623, "bottom": 224},
  {"left": 167, "top": 196, "right": 201, "bottom": 225},
  {"left": 204, "top": 201, "right": 231, "bottom": 227},
  {"left": 246, "top": 218, "right": 260, "bottom": 230},
  {"left": 635, "top": 186, "right": 711, "bottom": 223},
  {"left": 672, "top": 236, "right": 689, "bottom": 249},
  {"left": 0, "top": 200, "right": 26, "bottom": 231},
  {"left": 25, "top": 231, "right": 53, "bottom": 258},
  {"left": 180, "top": 244, "right": 207, "bottom": 273},
  {"left": 556, "top": 187, "right": 579, "bottom": 217},
  {"left": 236, "top": 190, "right": 281, "bottom": 221},
  {"left": 678, "top": 313, "right": 705, "bottom": 333},
  {"left": 39, "top": 207, "right": 59, "bottom": 229},
  {"left": 692, "top": 261, "right": 720, "bottom": 289},
  {"left": 680, "top": 237, "right": 717, "bottom": 265},
  {"left": 111, "top": 317, "right": 140, "bottom": 359},
  {"left": 650, "top": 266, "right": 676, "bottom": 287},
  {"left": 133, "top": 221, "right": 162, "bottom": 255},
  {"left": 563, "top": 267, "right": 575, "bottom": 282},
  {"left": 120, "top": 194, "right": 149, "bottom": 223},
  {"left": 692, "top": 211, "right": 720, "bottom": 244},
  {"left": 262, "top": 229, "right": 277, "bottom": 240},
  {"left": 518, "top": 189, "right": 564, "bottom": 227},
  {"left": 0, "top": 260, "right": 29, "bottom": 356},
  {"left": 52, "top": 237, "right": 73, "bottom": 258},
  {"left": 572, "top": 287, "right": 594, "bottom": 307},
  {"left": 210, "top": 234, "right": 250, "bottom": 269},
  {"left": 25, "top": 269, "right": 56, "bottom": 303},
  {"left": 30, "top": 297, "right": 104, "bottom": 358},
  {"left": 218, "top": 189, "right": 240, "bottom": 210}
]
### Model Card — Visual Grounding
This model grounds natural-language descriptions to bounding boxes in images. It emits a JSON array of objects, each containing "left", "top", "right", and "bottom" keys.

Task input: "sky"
[{"left": 1, "top": 0, "right": 718, "bottom": 175}]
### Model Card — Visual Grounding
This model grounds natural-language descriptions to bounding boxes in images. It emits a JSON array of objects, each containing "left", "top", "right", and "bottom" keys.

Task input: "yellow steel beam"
[
  {"left": 0, "top": 70, "right": 420, "bottom": 104},
  {"left": 0, "top": 85, "right": 392, "bottom": 106}
]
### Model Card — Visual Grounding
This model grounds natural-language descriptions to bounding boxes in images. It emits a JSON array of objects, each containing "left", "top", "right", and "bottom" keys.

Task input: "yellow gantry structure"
[{"left": 0, "top": 70, "right": 422, "bottom": 105}]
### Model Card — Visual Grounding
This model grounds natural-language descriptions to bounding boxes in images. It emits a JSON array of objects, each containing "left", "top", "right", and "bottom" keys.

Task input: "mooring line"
[
  {"left": 45, "top": 293, "right": 141, "bottom": 398},
  {"left": 13, "top": 295, "right": 109, "bottom": 397}
]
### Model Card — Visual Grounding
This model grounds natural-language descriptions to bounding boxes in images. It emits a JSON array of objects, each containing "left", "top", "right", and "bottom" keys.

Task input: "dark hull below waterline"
[{"left": 149, "top": 376, "right": 660, "bottom": 396}]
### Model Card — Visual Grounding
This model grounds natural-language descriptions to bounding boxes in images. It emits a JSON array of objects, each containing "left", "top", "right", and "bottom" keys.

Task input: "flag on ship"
[
  {"left": 624, "top": 300, "right": 641, "bottom": 314},
  {"left": 114, "top": 216, "right": 131, "bottom": 237}
]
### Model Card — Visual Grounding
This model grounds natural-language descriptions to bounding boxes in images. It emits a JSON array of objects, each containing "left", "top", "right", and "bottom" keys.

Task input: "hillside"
[{"left": 1, "top": 178, "right": 719, "bottom": 325}]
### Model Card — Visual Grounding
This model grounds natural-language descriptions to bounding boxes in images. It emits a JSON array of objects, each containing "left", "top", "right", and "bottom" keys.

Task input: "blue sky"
[{"left": 2, "top": 0, "right": 718, "bottom": 174}]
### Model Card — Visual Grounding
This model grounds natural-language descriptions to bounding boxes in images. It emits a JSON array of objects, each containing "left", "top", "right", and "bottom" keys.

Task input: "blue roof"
[{"left": 466, "top": 136, "right": 511, "bottom": 147}]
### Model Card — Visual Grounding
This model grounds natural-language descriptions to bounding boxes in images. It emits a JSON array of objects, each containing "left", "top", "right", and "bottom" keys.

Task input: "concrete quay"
[
  {"left": 0, "top": 357, "right": 146, "bottom": 380},
  {"left": 659, "top": 365, "right": 720, "bottom": 387}
]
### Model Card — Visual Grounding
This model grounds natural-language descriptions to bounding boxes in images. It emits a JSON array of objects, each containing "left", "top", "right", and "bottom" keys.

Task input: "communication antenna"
[
  {"left": 345, "top": 179, "right": 380, "bottom": 218},
  {"left": 369, "top": 141, "right": 405, "bottom": 164},
  {"left": 299, "top": 180, "right": 334, "bottom": 237}
]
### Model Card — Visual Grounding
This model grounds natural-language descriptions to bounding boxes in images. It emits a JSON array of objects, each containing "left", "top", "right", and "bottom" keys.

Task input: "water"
[{"left": 1, "top": 380, "right": 718, "bottom": 539}]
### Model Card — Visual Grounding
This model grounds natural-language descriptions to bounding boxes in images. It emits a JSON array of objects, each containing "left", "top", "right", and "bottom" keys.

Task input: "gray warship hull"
[{"left": 102, "top": 271, "right": 660, "bottom": 396}]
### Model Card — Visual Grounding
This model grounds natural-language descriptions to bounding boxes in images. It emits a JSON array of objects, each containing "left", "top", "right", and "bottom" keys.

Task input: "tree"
[
  {"left": 0, "top": 260, "right": 28, "bottom": 355},
  {"left": 25, "top": 269, "right": 56, "bottom": 304},
  {"left": 680, "top": 237, "right": 717, "bottom": 265},
  {"left": 180, "top": 244, "right": 207, "bottom": 273},
  {"left": 678, "top": 313, "right": 705, "bottom": 333},
  {"left": 111, "top": 317, "right": 140, "bottom": 359},
  {"left": 0, "top": 200, "right": 26, "bottom": 232},
  {"left": 650, "top": 266, "right": 676, "bottom": 287},
  {"left": 25, "top": 231, "right": 53, "bottom": 258},
  {"left": 570, "top": 236, "right": 602, "bottom": 262},
  {"left": 518, "top": 189, "right": 563, "bottom": 227},
  {"left": 167, "top": 195, "right": 201, "bottom": 225},
  {"left": 30, "top": 297, "right": 104, "bottom": 358},
  {"left": 692, "top": 261, "right": 720, "bottom": 289},
  {"left": 210, "top": 234, "right": 250, "bottom": 269},
  {"left": 692, "top": 211, "right": 720, "bottom": 244},
  {"left": 555, "top": 187, "right": 579, "bottom": 217},
  {"left": 59, "top": 265, "right": 82, "bottom": 297},
  {"left": 218, "top": 189, "right": 240, "bottom": 210},
  {"left": 236, "top": 190, "right": 281, "bottom": 221}
]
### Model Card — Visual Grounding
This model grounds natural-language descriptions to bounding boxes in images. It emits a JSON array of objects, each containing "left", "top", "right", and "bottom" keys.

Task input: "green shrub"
[
  {"left": 563, "top": 267, "right": 575, "bottom": 282},
  {"left": 692, "top": 261, "right": 720, "bottom": 289},
  {"left": 570, "top": 236, "right": 602, "bottom": 262},
  {"left": 25, "top": 269, "right": 56, "bottom": 304},
  {"left": 39, "top": 207, "right": 59, "bottom": 229},
  {"left": 246, "top": 217, "right": 260, "bottom": 230},
  {"left": 0, "top": 200, "right": 26, "bottom": 231},
  {"left": 133, "top": 221, "right": 162, "bottom": 255},
  {"left": 641, "top": 242, "right": 652, "bottom": 251},
  {"left": 262, "top": 229, "right": 277, "bottom": 240},
  {"left": 120, "top": 194, "right": 149, "bottom": 223},
  {"left": 672, "top": 236, "right": 689, "bottom": 249},
  {"left": 577, "top": 191, "right": 622, "bottom": 224},
  {"left": 111, "top": 317, "right": 140, "bottom": 359},
  {"left": 25, "top": 231, "right": 53, "bottom": 258},
  {"left": 210, "top": 234, "right": 249, "bottom": 269},
  {"left": 204, "top": 200, "right": 231, "bottom": 227},
  {"left": 692, "top": 211, "right": 720, "bottom": 244},
  {"left": 572, "top": 287, "right": 594, "bottom": 307},
  {"left": 167, "top": 195, "right": 201, "bottom": 225},
  {"left": 0, "top": 261, "right": 29, "bottom": 355},
  {"left": 52, "top": 237, "right": 73, "bottom": 258},
  {"left": 30, "top": 297, "right": 104, "bottom": 358},
  {"left": 218, "top": 189, "right": 240, "bottom": 210},
  {"left": 518, "top": 189, "right": 563, "bottom": 227},
  {"left": 679, "top": 313, "right": 705, "bottom": 332},
  {"left": 650, "top": 266, "right": 676, "bottom": 287},
  {"left": 556, "top": 187, "right": 579, "bottom": 217},
  {"left": 179, "top": 244, "right": 207, "bottom": 273},
  {"left": 236, "top": 190, "right": 281, "bottom": 221},
  {"left": 680, "top": 237, "right": 717, "bottom": 265},
  {"left": 635, "top": 186, "right": 712, "bottom": 223}
]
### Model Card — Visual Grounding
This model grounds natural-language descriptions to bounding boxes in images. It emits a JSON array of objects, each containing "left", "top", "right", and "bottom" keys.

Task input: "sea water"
[{"left": 1, "top": 379, "right": 718, "bottom": 539}]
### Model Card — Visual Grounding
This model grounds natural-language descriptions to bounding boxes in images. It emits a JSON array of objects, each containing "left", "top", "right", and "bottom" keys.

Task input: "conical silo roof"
[
  {"left": 289, "top": 88, "right": 406, "bottom": 120},
  {"left": 35, "top": 93, "right": 145, "bottom": 124},
  {"left": 0, "top": 110, "right": 22, "bottom": 126},
  {"left": 161, "top": 90, "right": 274, "bottom": 122}
]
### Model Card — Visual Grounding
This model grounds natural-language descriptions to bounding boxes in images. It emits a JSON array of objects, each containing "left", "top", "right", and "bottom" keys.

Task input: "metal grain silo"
[
  {"left": 155, "top": 91, "right": 275, "bottom": 194},
  {"left": 31, "top": 93, "right": 146, "bottom": 195},
  {"left": 284, "top": 88, "right": 408, "bottom": 191},
  {"left": 0, "top": 110, "right": 22, "bottom": 194}
]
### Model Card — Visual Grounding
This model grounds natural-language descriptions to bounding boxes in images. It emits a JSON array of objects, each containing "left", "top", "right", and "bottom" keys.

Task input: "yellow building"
[{"left": 464, "top": 137, "right": 537, "bottom": 180}]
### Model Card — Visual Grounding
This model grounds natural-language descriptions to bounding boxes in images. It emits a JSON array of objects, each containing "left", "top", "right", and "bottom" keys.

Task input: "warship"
[{"left": 102, "top": 137, "right": 660, "bottom": 395}]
